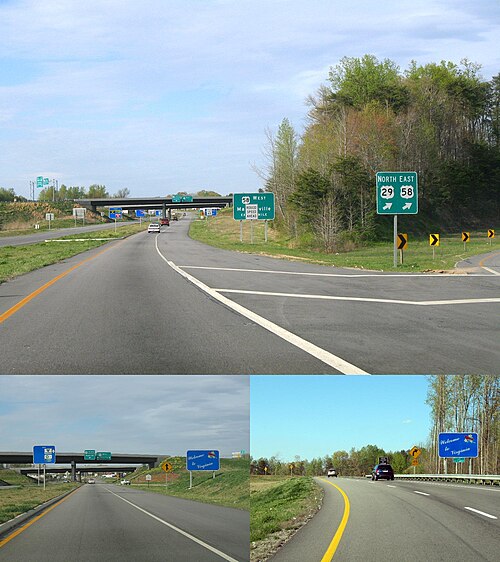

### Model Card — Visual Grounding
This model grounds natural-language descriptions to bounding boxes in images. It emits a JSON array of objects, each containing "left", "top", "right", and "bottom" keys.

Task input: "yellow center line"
[
  {"left": 320, "top": 479, "right": 350, "bottom": 562},
  {"left": 0, "top": 240, "right": 122, "bottom": 325},
  {"left": 479, "top": 251, "right": 499, "bottom": 267},
  {"left": 0, "top": 487, "right": 81, "bottom": 548}
]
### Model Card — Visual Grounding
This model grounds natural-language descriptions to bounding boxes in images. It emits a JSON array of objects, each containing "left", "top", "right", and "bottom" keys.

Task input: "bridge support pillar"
[
  {"left": 71, "top": 460, "right": 77, "bottom": 482},
  {"left": 162, "top": 202, "right": 167, "bottom": 219}
]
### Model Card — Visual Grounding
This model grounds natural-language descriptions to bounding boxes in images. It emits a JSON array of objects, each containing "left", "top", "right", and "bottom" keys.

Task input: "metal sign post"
[
  {"left": 189, "top": 471, "right": 192, "bottom": 489},
  {"left": 394, "top": 215, "right": 397, "bottom": 268}
]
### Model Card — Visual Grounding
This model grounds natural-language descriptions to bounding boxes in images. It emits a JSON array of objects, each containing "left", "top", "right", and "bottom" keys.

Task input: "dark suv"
[{"left": 371, "top": 463, "right": 394, "bottom": 481}]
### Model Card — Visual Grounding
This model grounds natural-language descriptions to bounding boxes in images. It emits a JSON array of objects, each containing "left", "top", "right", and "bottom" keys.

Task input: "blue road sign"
[
  {"left": 438, "top": 432, "right": 478, "bottom": 458},
  {"left": 109, "top": 213, "right": 122, "bottom": 219},
  {"left": 186, "top": 450, "right": 220, "bottom": 471},
  {"left": 135, "top": 210, "right": 145, "bottom": 217},
  {"left": 33, "top": 445, "right": 56, "bottom": 464}
]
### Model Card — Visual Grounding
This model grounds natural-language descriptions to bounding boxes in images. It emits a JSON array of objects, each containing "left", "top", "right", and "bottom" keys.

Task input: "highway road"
[
  {"left": 0, "top": 215, "right": 498, "bottom": 373},
  {"left": 270, "top": 477, "right": 500, "bottom": 561},
  {"left": 0, "top": 221, "right": 138, "bottom": 247},
  {"left": 0, "top": 481, "right": 249, "bottom": 561}
]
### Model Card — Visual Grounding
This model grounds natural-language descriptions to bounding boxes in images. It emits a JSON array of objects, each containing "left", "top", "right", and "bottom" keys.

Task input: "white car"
[
  {"left": 87, "top": 479, "right": 95, "bottom": 484},
  {"left": 120, "top": 479, "right": 131, "bottom": 485},
  {"left": 327, "top": 468, "right": 338, "bottom": 478},
  {"left": 148, "top": 223, "right": 160, "bottom": 233}
]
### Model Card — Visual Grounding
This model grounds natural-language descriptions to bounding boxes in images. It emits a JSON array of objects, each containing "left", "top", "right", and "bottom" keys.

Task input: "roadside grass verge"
[
  {"left": 189, "top": 209, "right": 496, "bottom": 272},
  {"left": 0, "top": 470, "right": 80, "bottom": 524},
  {"left": 250, "top": 476, "right": 322, "bottom": 543},
  {"left": 0, "top": 223, "right": 147, "bottom": 283},
  {"left": 128, "top": 457, "right": 249, "bottom": 511}
]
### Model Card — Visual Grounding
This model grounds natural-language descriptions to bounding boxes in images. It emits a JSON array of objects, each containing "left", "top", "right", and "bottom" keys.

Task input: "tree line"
[
  {"left": 260, "top": 55, "right": 499, "bottom": 251},
  {"left": 251, "top": 375, "right": 499, "bottom": 477}
]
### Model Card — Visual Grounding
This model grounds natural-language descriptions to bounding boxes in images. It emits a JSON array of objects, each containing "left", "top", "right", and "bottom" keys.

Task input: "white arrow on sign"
[
  {"left": 402, "top": 202, "right": 412, "bottom": 210},
  {"left": 383, "top": 202, "right": 393, "bottom": 210}
]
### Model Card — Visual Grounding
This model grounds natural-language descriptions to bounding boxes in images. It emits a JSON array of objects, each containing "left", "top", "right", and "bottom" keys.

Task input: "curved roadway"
[
  {"left": 0, "top": 215, "right": 498, "bottom": 373},
  {"left": 270, "top": 477, "right": 499, "bottom": 561}
]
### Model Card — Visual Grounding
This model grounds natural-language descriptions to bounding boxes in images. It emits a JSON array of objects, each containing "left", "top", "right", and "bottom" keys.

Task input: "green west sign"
[
  {"left": 84, "top": 449, "right": 96, "bottom": 461},
  {"left": 376, "top": 172, "right": 418, "bottom": 215},
  {"left": 233, "top": 192, "right": 275, "bottom": 220}
]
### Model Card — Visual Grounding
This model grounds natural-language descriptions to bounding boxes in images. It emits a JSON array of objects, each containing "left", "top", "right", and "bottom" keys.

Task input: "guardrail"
[{"left": 393, "top": 474, "right": 500, "bottom": 485}]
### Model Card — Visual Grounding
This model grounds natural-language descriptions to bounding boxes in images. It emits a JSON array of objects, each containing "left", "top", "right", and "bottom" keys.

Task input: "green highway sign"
[
  {"left": 84, "top": 450, "right": 96, "bottom": 461},
  {"left": 36, "top": 176, "right": 43, "bottom": 188},
  {"left": 172, "top": 195, "right": 193, "bottom": 203},
  {"left": 453, "top": 458, "right": 465, "bottom": 463},
  {"left": 96, "top": 452, "right": 112, "bottom": 461},
  {"left": 233, "top": 192, "right": 275, "bottom": 220},
  {"left": 376, "top": 172, "right": 418, "bottom": 215}
]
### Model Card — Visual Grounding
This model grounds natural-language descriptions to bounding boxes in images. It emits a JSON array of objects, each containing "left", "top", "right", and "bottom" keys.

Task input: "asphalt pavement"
[
  {"left": 0, "top": 482, "right": 249, "bottom": 561},
  {"left": 0, "top": 215, "right": 498, "bottom": 373},
  {"left": 270, "top": 477, "right": 500, "bottom": 561}
]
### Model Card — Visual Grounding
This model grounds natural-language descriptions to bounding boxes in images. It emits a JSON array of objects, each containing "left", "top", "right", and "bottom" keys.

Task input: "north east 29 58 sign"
[{"left": 376, "top": 172, "right": 418, "bottom": 215}]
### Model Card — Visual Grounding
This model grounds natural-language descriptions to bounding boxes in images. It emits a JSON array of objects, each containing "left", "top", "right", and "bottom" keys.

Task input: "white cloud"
[{"left": 0, "top": 1, "right": 498, "bottom": 196}]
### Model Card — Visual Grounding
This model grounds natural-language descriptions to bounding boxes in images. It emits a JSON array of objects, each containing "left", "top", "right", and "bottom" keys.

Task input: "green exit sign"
[
  {"left": 84, "top": 450, "right": 96, "bottom": 461},
  {"left": 376, "top": 172, "right": 418, "bottom": 215},
  {"left": 233, "top": 192, "right": 275, "bottom": 220},
  {"left": 96, "top": 452, "right": 112, "bottom": 461}
]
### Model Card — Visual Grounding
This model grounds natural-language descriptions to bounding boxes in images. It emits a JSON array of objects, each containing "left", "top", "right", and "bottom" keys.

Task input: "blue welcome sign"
[{"left": 438, "top": 433, "right": 478, "bottom": 458}]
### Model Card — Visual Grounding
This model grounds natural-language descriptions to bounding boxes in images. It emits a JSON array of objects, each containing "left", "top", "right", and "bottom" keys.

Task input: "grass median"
[
  {"left": 190, "top": 209, "right": 496, "bottom": 272},
  {"left": 250, "top": 475, "right": 322, "bottom": 557},
  {"left": 0, "top": 470, "right": 80, "bottom": 525},
  {"left": 0, "top": 223, "right": 147, "bottom": 283}
]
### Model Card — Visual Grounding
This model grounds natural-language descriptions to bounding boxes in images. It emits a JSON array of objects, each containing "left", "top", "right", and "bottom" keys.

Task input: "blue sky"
[
  {"left": 0, "top": 375, "right": 249, "bottom": 457},
  {"left": 0, "top": 1, "right": 498, "bottom": 198},
  {"left": 251, "top": 375, "right": 432, "bottom": 460}
]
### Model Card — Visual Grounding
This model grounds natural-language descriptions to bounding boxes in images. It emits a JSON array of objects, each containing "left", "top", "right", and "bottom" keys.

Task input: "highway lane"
[
  {"left": 0, "top": 215, "right": 498, "bottom": 373},
  {"left": 0, "top": 482, "right": 249, "bottom": 561},
  {"left": 0, "top": 221, "right": 139, "bottom": 247},
  {"left": 270, "top": 477, "right": 500, "bottom": 561}
]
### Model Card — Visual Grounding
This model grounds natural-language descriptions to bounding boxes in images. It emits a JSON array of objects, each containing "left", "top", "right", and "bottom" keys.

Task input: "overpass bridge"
[
  {"left": 75, "top": 196, "right": 233, "bottom": 218},
  {"left": 1, "top": 452, "right": 160, "bottom": 481}
]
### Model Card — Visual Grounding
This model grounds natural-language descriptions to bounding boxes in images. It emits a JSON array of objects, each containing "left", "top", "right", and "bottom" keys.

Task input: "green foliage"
[
  {"left": 0, "top": 188, "right": 16, "bottom": 202},
  {"left": 289, "top": 168, "right": 330, "bottom": 225},
  {"left": 329, "top": 54, "right": 409, "bottom": 111},
  {"left": 261, "top": 56, "right": 499, "bottom": 249}
]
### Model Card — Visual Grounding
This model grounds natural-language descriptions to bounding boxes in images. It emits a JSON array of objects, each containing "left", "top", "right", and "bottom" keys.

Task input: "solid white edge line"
[
  {"left": 180, "top": 265, "right": 490, "bottom": 277},
  {"left": 386, "top": 485, "right": 396, "bottom": 488},
  {"left": 413, "top": 491, "right": 430, "bottom": 496},
  {"left": 464, "top": 507, "right": 497, "bottom": 519},
  {"left": 482, "top": 266, "right": 500, "bottom": 275},
  {"left": 215, "top": 288, "right": 500, "bottom": 307},
  {"left": 155, "top": 239, "right": 369, "bottom": 374},
  {"left": 105, "top": 488, "right": 239, "bottom": 562}
]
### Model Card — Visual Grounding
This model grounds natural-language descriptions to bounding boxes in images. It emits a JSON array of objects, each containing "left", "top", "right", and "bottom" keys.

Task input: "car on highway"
[
  {"left": 327, "top": 468, "right": 338, "bottom": 477},
  {"left": 87, "top": 478, "right": 95, "bottom": 484},
  {"left": 148, "top": 223, "right": 160, "bottom": 233},
  {"left": 120, "top": 479, "right": 131, "bottom": 485},
  {"left": 160, "top": 217, "right": 170, "bottom": 226},
  {"left": 371, "top": 463, "right": 395, "bottom": 481}
]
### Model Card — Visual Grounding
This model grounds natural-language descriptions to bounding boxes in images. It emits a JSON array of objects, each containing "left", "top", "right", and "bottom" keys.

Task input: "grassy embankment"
[
  {"left": 0, "top": 201, "right": 113, "bottom": 236},
  {"left": 250, "top": 475, "right": 322, "bottom": 560},
  {"left": 0, "top": 469, "right": 80, "bottom": 525},
  {"left": 0, "top": 223, "right": 148, "bottom": 283},
  {"left": 125, "top": 456, "right": 249, "bottom": 511},
  {"left": 190, "top": 208, "right": 496, "bottom": 272}
]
